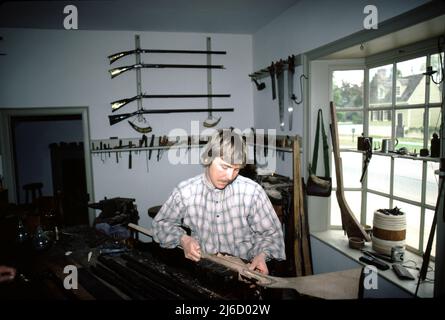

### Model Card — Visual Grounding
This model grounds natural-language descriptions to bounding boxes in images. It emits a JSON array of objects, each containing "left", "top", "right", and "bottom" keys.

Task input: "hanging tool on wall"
[
  {"left": 275, "top": 60, "right": 285, "bottom": 131},
  {"left": 251, "top": 127, "right": 256, "bottom": 164},
  {"left": 287, "top": 55, "right": 296, "bottom": 131},
  {"left": 359, "top": 137, "right": 372, "bottom": 183},
  {"left": 128, "top": 141, "right": 133, "bottom": 169},
  {"left": 148, "top": 134, "right": 155, "bottom": 160},
  {"left": 268, "top": 62, "right": 276, "bottom": 100},
  {"left": 128, "top": 119, "right": 152, "bottom": 133},
  {"left": 249, "top": 74, "right": 266, "bottom": 91},
  {"left": 203, "top": 37, "right": 221, "bottom": 128}
]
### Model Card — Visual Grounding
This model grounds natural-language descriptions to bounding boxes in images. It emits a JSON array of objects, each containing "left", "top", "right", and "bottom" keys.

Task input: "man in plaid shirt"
[{"left": 152, "top": 129, "right": 285, "bottom": 275}]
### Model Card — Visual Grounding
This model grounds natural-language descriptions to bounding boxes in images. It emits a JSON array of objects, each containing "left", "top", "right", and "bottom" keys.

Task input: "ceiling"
[
  {"left": 0, "top": 0, "right": 300, "bottom": 34},
  {"left": 323, "top": 14, "right": 445, "bottom": 60}
]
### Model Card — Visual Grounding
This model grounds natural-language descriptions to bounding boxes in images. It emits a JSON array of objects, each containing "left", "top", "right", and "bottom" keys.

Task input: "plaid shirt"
[{"left": 152, "top": 173, "right": 286, "bottom": 261}]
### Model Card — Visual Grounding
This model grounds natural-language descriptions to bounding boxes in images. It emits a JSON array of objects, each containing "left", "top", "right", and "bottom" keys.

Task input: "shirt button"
[{"left": 216, "top": 215, "right": 220, "bottom": 218}]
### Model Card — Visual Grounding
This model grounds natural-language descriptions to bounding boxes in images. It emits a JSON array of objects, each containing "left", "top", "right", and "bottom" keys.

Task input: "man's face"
[{"left": 206, "top": 157, "right": 241, "bottom": 189}]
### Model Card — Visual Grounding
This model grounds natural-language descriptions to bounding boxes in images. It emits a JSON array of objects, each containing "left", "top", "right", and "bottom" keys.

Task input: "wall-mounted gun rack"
[{"left": 107, "top": 35, "right": 233, "bottom": 133}]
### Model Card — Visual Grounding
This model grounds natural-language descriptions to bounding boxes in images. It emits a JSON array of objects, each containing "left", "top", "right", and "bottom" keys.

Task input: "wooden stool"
[{"left": 23, "top": 182, "right": 43, "bottom": 204}]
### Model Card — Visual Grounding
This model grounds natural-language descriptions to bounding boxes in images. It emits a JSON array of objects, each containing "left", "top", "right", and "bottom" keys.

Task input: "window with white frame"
[{"left": 330, "top": 49, "right": 443, "bottom": 257}]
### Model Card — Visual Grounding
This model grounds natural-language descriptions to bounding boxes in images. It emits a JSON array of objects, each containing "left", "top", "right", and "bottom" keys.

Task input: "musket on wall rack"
[
  {"left": 108, "top": 35, "right": 233, "bottom": 133},
  {"left": 108, "top": 48, "right": 226, "bottom": 64}
]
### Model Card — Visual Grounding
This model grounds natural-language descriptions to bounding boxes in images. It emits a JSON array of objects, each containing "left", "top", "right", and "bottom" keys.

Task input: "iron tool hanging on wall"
[
  {"left": 287, "top": 55, "right": 296, "bottom": 130},
  {"left": 275, "top": 60, "right": 285, "bottom": 131}
]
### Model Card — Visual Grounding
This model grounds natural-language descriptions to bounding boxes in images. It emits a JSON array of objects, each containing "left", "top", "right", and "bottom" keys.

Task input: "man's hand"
[
  {"left": 0, "top": 265, "right": 16, "bottom": 283},
  {"left": 248, "top": 252, "right": 269, "bottom": 275},
  {"left": 180, "top": 235, "right": 201, "bottom": 262}
]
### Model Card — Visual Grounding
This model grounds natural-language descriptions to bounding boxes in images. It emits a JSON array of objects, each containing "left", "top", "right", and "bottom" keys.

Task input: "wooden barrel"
[{"left": 372, "top": 210, "right": 406, "bottom": 255}]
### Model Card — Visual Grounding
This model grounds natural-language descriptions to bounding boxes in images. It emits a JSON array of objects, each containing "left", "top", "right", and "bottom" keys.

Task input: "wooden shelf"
[{"left": 339, "top": 148, "right": 440, "bottom": 162}]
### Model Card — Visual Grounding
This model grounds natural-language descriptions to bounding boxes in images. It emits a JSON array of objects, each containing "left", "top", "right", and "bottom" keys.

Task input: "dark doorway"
[{"left": 11, "top": 114, "right": 89, "bottom": 226}]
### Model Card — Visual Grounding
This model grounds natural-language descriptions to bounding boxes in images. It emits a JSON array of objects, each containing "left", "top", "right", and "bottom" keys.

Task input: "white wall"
[
  {"left": 0, "top": 28, "right": 254, "bottom": 234},
  {"left": 251, "top": 0, "right": 430, "bottom": 212}
]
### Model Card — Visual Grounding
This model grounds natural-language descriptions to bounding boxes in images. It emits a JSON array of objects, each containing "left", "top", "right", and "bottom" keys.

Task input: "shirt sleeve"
[
  {"left": 152, "top": 187, "right": 186, "bottom": 248},
  {"left": 247, "top": 186, "right": 286, "bottom": 261}
]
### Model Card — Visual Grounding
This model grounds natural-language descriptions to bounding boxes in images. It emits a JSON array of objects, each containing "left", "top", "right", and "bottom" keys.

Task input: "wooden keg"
[{"left": 372, "top": 210, "right": 406, "bottom": 255}]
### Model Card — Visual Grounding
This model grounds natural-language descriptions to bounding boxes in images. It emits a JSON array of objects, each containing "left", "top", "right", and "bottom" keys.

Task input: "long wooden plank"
[
  {"left": 292, "top": 136, "right": 304, "bottom": 276},
  {"left": 128, "top": 223, "right": 362, "bottom": 299},
  {"left": 330, "top": 101, "right": 371, "bottom": 242},
  {"left": 293, "top": 136, "right": 313, "bottom": 275}
]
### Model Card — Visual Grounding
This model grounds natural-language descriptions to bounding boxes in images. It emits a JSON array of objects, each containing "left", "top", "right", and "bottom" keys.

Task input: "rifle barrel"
[
  {"left": 111, "top": 94, "right": 231, "bottom": 112},
  {"left": 109, "top": 108, "right": 234, "bottom": 126},
  {"left": 108, "top": 49, "right": 226, "bottom": 64},
  {"left": 109, "top": 63, "right": 224, "bottom": 78}
]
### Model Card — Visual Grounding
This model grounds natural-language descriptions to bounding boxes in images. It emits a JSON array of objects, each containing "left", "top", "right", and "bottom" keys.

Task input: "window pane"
[
  {"left": 396, "top": 56, "right": 426, "bottom": 106},
  {"left": 423, "top": 209, "right": 436, "bottom": 258},
  {"left": 337, "top": 111, "right": 363, "bottom": 148},
  {"left": 331, "top": 152, "right": 362, "bottom": 188},
  {"left": 393, "top": 200, "right": 420, "bottom": 251},
  {"left": 330, "top": 191, "right": 361, "bottom": 226},
  {"left": 428, "top": 107, "right": 441, "bottom": 153},
  {"left": 426, "top": 162, "right": 439, "bottom": 206},
  {"left": 395, "top": 109, "right": 424, "bottom": 153},
  {"left": 430, "top": 53, "right": 444, "bottom": 104},
  {"left": 332, "top": 70, "right": 364, "bottom": 109},
  {"left": 369, "top": 64, "right": 392, "bottom": 108},
  {"left": 366, "top": 193, "right": 390, "bottom": 226},
  {"left": 369, "top": 111, "right": 392, "bottom": 149},
  {"left": 367, "top": 155, "right": 391, "bottom": 193},
  {"left": 393, "top": 158, "right": 422, "bottom": 203}
]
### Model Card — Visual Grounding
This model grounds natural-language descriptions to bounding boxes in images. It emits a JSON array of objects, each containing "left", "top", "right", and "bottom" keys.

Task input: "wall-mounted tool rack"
[{"left": 90, "top": 134, "right": 296, "bottom": 155}]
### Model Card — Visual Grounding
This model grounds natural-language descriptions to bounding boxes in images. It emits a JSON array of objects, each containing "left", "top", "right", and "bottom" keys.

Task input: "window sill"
[{"left": 311, "top": 230, "right": 434, "bottom": 298}]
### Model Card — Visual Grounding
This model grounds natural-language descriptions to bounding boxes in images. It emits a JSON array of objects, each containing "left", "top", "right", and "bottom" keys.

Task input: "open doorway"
[
  {"left": 0, "top": 107, "right": 95, "bottom": 225},
  {"left": 11, "top": 114, "right": 89, "bottom": 226}
]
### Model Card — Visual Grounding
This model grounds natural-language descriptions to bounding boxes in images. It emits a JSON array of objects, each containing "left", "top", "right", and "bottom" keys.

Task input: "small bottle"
[
  {"left": 33, "top": 225, "right": 51, "bottom": 251},
  {"left": 431, "top": 132, "right": 440, "bottom": 158},
  {"left": 16, "top": 219, "right": 28, "bottom": 244}
]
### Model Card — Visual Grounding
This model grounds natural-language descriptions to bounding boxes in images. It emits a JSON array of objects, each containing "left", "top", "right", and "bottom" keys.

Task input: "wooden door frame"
[{"left": 0, "top": 107, "right": 95, "bottom": 225}]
